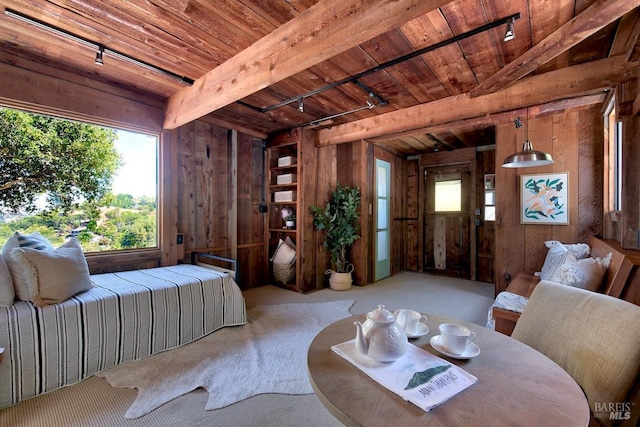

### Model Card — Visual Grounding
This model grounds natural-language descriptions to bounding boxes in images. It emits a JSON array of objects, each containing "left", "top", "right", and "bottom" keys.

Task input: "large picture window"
[{"left": 0, "top": 107, "right": 158, "bottom": 252}]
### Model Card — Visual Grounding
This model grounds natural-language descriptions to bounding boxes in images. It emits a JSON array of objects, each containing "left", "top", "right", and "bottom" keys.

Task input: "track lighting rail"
[{"left": 4, "top": 8, "right": 194, "bottom": 86}]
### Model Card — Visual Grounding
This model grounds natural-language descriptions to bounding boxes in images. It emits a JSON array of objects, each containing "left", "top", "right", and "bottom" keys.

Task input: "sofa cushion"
[
  {"left": 2, "top": 231, "right": 55, "bottom": 301},
  {"left": 551, "top": 253, "right": 612, "bottom": 292},
  {"left": 11, "top": 238, "right": 92, "bottom": 307}
]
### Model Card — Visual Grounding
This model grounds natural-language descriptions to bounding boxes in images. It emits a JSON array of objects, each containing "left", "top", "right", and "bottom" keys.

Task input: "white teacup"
[
  {"left": 394, "top": 309, "right": 428, "bottom": 334},
  {"left": 439, "top": 323, "right": 476, "bottom": 355}
]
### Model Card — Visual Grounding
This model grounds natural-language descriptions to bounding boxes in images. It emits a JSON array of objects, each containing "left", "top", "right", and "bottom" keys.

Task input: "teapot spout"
[{"left": 354, "top": 321, "right": 369, "bottom": 355}]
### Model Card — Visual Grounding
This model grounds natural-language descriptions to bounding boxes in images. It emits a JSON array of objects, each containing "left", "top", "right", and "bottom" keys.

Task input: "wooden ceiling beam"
[
  {"left": 365, "top": 93, "right": 604, "bottom": 144},
  {"left": 317, "top": 55, "right": 636, "bottom": 146},
  {"left": 162, "top": 0, "right": 452, "bottom": 130},
  {"left": 609, "top": 8, "right": 640, "bottom": 60},
  {"left": 469, "top": 0, "right": 640, "bottom": 98}
]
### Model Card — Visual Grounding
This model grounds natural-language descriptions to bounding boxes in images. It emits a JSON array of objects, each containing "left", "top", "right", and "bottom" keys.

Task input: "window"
[
  {"left": 0, "top": 108, "right": 158, "bottom": 252},
  {"left": 484, "top": 174, "right": 496, "bottom": 222},
  {"left": 604, "top": 98, "right": 622, "bottom": 212},
  {"left": 435, "top": 179, "right": 462, "bottom": 212}
]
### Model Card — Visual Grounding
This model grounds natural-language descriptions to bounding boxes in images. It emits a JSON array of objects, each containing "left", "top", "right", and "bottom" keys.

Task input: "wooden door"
[{"left": 423, "top": 166, "right": 471, "bottom": 278}]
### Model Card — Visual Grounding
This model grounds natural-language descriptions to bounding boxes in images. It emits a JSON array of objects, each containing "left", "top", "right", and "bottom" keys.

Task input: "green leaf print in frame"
[{"left": 520, "top": 173, "right": 569, "bottom": 225}]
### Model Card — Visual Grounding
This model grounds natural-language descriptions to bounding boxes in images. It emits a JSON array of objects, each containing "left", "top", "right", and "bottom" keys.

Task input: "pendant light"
[{"left": 502, "top": 110, "right": 554, "bottom": 168}]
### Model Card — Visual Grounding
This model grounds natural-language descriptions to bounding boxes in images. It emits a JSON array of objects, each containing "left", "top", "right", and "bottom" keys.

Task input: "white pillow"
[
  {"left": 0, "top": 254, "right": 14, "bottom": 307},
  {"left": 2, "top": 231, "right": 55, "bottom": 301},
  {"left": 270, "top": 239, "right": 296, "bottom": 265},
  {"left": 538, "top": 241, "right": 569, "bottom": 281},
  {"left": 11, "top": 238, "right": 92, "bottom": 307},
  {"left": 551, "top": 252, "right": 612, "bottom": 292}
]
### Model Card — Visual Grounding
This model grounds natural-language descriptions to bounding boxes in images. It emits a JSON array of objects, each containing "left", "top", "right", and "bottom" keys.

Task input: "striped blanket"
[{"left": 0, "top": 264, "right": 246, "bottom": 409}]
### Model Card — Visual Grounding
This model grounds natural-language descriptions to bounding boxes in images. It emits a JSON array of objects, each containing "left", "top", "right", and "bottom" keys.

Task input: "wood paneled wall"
[
  {"left": 311, "top": 138, "right": 414, "bottom": 287},
  {"left": 167, "top": 118, "right": 268, "bottom": 289},
  {"left": 494, "top": 107, "right": 604, "bottom": 295}
]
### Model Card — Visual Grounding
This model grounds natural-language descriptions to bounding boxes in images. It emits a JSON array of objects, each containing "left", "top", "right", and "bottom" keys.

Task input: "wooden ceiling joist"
[
  {"left": 469, "top": 0, "right": 640, "bottom": 98},
  {"left": 317, "top": 55, "right": 637, "bottom": 146},
  {"left": 162, "top": 0, "right": 452, "bottom": 130}
]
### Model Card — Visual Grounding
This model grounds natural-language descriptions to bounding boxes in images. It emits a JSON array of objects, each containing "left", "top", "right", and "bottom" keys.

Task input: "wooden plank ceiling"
[{"left": 0, "top": 0, "right": 638, "bottom": 157}]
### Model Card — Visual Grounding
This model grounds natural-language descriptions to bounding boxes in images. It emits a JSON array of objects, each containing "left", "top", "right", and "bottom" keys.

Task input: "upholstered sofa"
[{"left": 489, "top": 236, "right": 635, "bottom": 335}]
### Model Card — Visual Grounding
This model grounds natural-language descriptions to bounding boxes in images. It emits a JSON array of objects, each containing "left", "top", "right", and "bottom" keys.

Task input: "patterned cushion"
[{"left": 538, "top": 241, "right": 569, "bottom": 281}]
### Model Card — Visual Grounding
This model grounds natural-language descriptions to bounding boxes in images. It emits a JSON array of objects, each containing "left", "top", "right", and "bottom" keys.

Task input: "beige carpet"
[{"left": 0, "top": 271, "right": 494, "bottom": 426}]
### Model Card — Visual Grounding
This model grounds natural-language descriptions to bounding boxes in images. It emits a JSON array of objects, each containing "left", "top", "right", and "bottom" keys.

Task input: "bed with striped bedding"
[{"left": 0, "top": 264, "right": 246, "bottom": 409}]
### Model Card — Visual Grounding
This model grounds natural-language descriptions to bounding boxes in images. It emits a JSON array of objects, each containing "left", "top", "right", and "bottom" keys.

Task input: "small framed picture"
[{"left": 521, "top": 173, "right": 569, "bottom": 225}]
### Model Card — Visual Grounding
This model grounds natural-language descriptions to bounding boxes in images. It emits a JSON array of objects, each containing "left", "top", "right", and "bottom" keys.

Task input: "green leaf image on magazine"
[{"left": 404, "top": 364, "right": 451, "bottom": 390}]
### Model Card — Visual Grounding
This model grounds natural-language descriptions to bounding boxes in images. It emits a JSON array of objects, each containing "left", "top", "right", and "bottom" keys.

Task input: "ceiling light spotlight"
[
  {"left": 503, "top": 17, "right": 515, "bottom": 42},
  {"left": 298, "top": 98, "right": 304, "bottom": 113},
  {"left": 95, "top": 46, "right": 104, "bottom": 66}
]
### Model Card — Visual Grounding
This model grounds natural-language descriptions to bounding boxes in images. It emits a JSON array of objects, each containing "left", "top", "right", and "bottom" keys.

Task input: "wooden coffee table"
[{"left": 308, "top": 314, "right": 590, "bottom": 427}]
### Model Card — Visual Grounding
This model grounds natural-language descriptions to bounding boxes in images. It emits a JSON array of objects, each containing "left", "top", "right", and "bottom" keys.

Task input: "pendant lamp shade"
[{"left": 502, "top": 140, "right": 554, "bottom": 168}]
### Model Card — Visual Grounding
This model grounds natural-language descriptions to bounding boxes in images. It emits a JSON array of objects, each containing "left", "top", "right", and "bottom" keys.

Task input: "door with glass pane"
[
  {"left": 423, "top": 166, "right": 471, "bottom": 278},
  {"left": 375, "top": 159, "right": 391, "bottom": 281}
]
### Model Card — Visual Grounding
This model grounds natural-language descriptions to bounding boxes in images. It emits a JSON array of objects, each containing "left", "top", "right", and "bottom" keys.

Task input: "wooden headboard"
[{"left": 587, "top": 236, "right": 633, "bottom": 298}]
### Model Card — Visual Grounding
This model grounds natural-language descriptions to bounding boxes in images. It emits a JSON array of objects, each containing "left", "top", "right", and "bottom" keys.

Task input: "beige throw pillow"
[
  {"left": 11, "top": 238, "right": 92, "bottom": 307},
  {"left": 551, "top": 252, "right": 612, "bottom": 292},
  {"left": 2, "top": 231, "right": 55, "bottom": 301},
  {"left": 270, "top": 239, "right": 296, "bottom": 265}
]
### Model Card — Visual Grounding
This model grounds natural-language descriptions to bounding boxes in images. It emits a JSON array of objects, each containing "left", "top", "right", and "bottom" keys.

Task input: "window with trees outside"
[{"left": 0, "top": 107, "right": 158, "bottom": 252}]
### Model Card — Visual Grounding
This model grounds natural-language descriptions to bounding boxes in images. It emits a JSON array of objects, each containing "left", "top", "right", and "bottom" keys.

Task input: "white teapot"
[{"left": 354, "top": 305, "right": 408, "bottom": 362}]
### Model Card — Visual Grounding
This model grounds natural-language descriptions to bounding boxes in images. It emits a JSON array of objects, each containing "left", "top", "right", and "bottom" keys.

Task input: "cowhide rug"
[{"left": 96, "top": 299, "right": 355, "bottom": 419}]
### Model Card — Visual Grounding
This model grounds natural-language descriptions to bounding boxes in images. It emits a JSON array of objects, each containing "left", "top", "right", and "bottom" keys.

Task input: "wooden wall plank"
[
  {"left": 299, "top": 129, "right": 318, "bottom": 291},
  {"left": 495, "top": 120, "right": 526, "bottom": 293}
]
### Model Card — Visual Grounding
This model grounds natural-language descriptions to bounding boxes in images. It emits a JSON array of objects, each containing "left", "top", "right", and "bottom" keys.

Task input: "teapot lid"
[{"left": 366, "top": 305, "right": 395, "bottom": 322}]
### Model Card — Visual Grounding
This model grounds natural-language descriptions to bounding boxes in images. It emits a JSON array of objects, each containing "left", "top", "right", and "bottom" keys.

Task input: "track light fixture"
[
  {"left": 298, "top": 98, "right": 304, "bottom": 113},
  {"left": 503, "top": 17, "right": 515, "bottom": 42},
  {"left": 94, "top": 46, "right": 104, "bottom": 66}
]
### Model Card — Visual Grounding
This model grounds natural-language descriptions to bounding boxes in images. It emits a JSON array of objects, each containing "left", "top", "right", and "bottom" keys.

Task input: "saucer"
[
  {"left": 430, "top": 335, "right": 480, "bottom": 359},
  {"left": 405, "top": 323, "right": 429, "bottom": 338}
]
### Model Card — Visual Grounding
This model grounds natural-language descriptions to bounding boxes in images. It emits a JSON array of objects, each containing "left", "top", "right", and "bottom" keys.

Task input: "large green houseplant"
[{"left": 309, "top": 184, "right": 361, "bottom": 290}]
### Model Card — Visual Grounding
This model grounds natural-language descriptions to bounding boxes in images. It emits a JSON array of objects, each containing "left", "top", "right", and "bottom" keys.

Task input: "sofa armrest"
[{"left": 493, "top": 272, "right": 541, "bottom": 335}]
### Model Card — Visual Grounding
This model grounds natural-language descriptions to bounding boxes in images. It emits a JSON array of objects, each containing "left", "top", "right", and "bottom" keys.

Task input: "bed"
[{"left": 0, "top": 255, "right": 246, "bottom": 409}]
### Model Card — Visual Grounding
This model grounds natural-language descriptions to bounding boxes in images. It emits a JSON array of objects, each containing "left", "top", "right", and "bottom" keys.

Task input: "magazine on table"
[{"left": 331, "top": 339, "right": 477, "bottom": 412}]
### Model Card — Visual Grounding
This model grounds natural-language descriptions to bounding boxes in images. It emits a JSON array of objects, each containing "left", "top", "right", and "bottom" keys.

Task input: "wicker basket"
[{"left": 273, "top": 261, "right": 296, "bottom": 284}]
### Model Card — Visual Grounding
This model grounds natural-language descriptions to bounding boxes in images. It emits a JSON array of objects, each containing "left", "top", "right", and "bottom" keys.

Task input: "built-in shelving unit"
[{"left": 267, "top": 141, "right": 300, "bottom": 291}]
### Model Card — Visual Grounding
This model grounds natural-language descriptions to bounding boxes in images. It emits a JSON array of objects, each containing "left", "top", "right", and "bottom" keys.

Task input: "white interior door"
[{"left": 375, "top": 159, "right": 391, "bottom": 281}]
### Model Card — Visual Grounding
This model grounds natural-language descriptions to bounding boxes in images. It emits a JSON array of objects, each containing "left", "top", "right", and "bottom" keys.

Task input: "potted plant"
[
  {"left": 309, "top": 184, "right": 361, "bottom": 290},
  {"left": 280, "top": 207, "right": 295, "bottom": 229},
  {"left": 284, "top": 213, "right": 296, "bottom": 229}
]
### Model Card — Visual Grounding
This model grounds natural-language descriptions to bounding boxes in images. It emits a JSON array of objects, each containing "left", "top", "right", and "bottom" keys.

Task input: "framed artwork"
[{"left": 521, "top": 173, "right": 569, "bottom": 225}]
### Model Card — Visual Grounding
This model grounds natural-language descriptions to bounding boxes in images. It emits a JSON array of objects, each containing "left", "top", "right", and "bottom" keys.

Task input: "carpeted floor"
[{"left": 0, "top": 271, "right": 494, "bottom": 427}]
